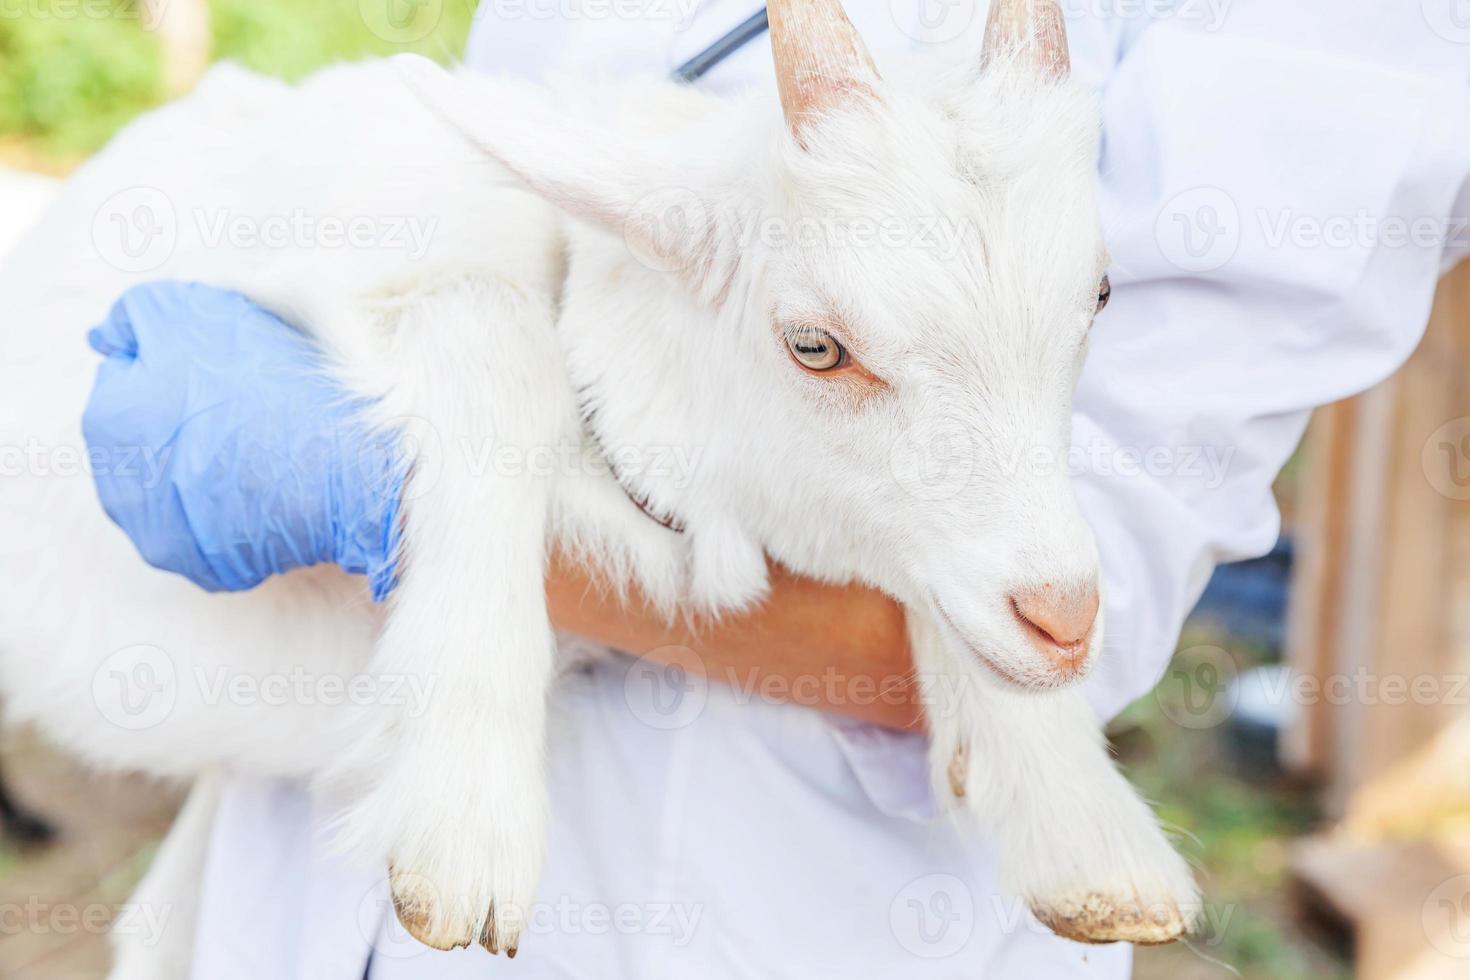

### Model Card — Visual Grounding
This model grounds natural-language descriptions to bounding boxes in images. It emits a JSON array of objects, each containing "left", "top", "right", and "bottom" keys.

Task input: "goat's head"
[{"left": 404, "top": 0, "right": 1108, "bottom": 691}]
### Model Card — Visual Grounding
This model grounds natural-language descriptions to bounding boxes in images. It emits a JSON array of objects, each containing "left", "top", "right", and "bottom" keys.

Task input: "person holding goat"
[{"left": 77, "top": 0, "right": 1470, "bottom": 977}]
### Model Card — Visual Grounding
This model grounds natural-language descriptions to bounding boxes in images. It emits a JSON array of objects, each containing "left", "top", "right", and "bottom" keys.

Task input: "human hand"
[{"left": 82, "top": 282, "right": 404, "bottom": 598}]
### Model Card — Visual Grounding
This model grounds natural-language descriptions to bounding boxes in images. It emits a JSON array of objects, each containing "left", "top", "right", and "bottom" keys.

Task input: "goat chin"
[{"left": 0, "top": 58, "right": 1196, "bottom": 974}]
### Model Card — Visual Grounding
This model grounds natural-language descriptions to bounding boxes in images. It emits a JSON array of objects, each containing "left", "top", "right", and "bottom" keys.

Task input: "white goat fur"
[{"left": 0, "top": 45, "right": 1197, "bottom": 976}]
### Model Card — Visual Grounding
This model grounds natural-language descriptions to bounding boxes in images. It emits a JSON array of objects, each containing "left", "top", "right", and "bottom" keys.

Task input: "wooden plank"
[
  {"left": 1284, "top": 263, "right": 1470, "bottom": 810},
  {"left": 1328, "top": 378, "right": 1394, "bottom": 816},
  {"left": 1292, "top": 835, "right": 1470, "bottom": 980},
  {"left": 1283, "top": 397, "right": 1359, "bottom": 777}
]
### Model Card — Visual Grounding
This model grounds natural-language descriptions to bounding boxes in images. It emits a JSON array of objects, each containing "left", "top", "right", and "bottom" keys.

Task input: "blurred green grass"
[
  {"left": 0, "top": 0, "right": 474, "bottom": 167},
  {"left": 1119, "top": 629, "right": 1349, "bottom": 980}
]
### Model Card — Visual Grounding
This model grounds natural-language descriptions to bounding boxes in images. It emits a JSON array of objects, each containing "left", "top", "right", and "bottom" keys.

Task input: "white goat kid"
[{"left": 0, "top": 0, "right": 1198, "bottom": 970}]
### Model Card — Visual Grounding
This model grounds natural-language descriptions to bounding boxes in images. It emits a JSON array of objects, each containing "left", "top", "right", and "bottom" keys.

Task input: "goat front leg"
[
  {"left": 330, "top": 278, "right": 565, "bottom": 956},
  {"left": 912, "top": 615, "right": 1199, "bottom": 946}
]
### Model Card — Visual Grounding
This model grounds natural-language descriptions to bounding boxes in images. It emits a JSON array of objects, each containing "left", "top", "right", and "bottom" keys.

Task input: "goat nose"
[{"left": 1010, "top": 582, "right": 1100, "bottom": 674}]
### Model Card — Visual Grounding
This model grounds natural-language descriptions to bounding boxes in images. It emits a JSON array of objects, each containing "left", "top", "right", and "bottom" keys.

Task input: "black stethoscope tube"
[{"left": 670, "top": 8, "right": 770, "bottom": 83}]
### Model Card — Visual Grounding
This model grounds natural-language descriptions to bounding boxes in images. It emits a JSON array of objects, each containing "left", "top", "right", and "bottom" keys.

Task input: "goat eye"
[
  {"left": 786, "top": 328, "right": 846, "bottom": 371},
  {"left": 1095, "top": 275, "right": 1111, "bottom": 314}
]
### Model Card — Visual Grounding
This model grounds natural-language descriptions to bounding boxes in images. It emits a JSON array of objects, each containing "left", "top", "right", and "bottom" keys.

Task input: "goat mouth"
[{"left": 931, "top": 601, "right": 1034, "bottom": 690}]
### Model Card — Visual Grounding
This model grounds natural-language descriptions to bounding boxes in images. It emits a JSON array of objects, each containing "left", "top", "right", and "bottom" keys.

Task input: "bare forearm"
[{"left": 545, "top": 553, "right": 921, "bottom": 731}]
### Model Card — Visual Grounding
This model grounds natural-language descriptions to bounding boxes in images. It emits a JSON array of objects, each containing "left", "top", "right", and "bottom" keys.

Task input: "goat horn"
[
  {"left": 981, "top": 0, "right": 1070, "bottom": 80},
  {"left": 768, "top": 0, "right": 880, "bottom": 142}
]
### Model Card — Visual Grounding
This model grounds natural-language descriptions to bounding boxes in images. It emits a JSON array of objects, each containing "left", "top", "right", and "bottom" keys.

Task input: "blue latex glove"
[{"left": 82, "top": 282, "right": 404, "bottom": 599}]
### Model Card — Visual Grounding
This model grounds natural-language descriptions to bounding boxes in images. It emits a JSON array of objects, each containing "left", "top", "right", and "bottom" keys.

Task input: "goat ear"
[
  {"left": 395, "top": 56, "right": 733, "bottom": 300},
  {"left": 981, "top": 0, "right": 1070, "bottom": 80}
]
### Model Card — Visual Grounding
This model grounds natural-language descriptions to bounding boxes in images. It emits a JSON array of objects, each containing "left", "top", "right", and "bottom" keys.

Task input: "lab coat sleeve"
[{"left": 1077, "top": 5, "right": 1470, "bottom": 719}]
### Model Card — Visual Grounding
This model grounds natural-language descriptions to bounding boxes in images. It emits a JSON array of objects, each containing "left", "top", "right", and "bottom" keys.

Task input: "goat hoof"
[
  {"left": 477, "top": 901, "right": 522, "bottom": 957},
  {"left": 389, "top": 871, "right": 525, "bottom": 954},
  {"left": 388, "top": 871, "right": 460, "bottom": 951},
  {"left": 985, "top": 738, "right": 1201, "bottom": 949},
  {"left": 1031, "top": 893, "right": 1191, "bottom": 946}
]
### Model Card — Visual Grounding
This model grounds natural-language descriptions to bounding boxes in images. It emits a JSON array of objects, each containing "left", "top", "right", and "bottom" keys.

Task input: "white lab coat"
[{"left": 188, "top": 2, "right": 1470, "bottom": 977}]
